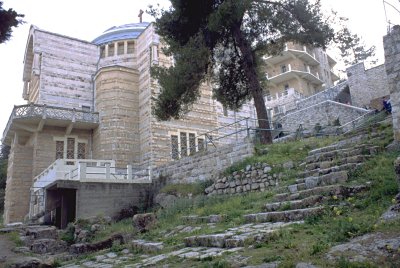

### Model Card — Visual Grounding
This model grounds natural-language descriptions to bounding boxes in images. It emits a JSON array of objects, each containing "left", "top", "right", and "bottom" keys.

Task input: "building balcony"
[
  {"left": 266, "top": 64, "right": 323, "bottom": 86},
  {"left": 29, "top": 159, "right": 152, "bottom": 219},
  {"left": 265, "top": 88, "right": 305, "bottom": 102},
  {"left": 264, "top": 43, "right": 320, "bottom": 66},
  {"left": 331, "top": 70, "right": 340, "bottom": 81},
  {"left": 327, "top": 53, "right": 337, "bottom": 67},
  {"left": 2, "top": 104, "right": 100, "bottom": 145}
]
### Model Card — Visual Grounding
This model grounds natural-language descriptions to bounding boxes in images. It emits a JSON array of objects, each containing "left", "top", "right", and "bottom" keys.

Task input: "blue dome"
[{"left": 92, "top": 22, "right": 151, "bottom": 45}]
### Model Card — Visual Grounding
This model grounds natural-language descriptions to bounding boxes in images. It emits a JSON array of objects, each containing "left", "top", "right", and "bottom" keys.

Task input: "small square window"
[
  {"left": 127, "top": 41, "right": 135, "bottom": 54},
  {"left": 100, "top": 46, "right": 106, "bottom": 58},
  {"left": 117, "top": 42, "right": 124, "bottom": 55},
  {"left": 108, "top": 44, "right": 115, "bottom": 57}
]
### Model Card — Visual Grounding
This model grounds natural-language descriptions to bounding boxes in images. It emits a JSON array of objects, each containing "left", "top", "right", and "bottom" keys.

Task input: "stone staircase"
[
  {"left": 66, "top": 123, "right": 388, "bottom": 267},
  {"left": 182, "top": 126, "right": 386, "bottom": 251}
]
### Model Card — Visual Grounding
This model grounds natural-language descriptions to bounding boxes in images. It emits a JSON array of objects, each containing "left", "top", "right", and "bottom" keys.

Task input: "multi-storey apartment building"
[
  {"left": 264, "top": 42, "right": 340, "bottom": 116},
  {"left": 1, "top": 22, "right": 339, "bottom": 227}
]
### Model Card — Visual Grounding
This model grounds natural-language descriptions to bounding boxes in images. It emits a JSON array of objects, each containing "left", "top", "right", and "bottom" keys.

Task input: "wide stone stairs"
[
  {"left": 81, "top": 124, "right": 389, "bottom": 267},
  {"left": 183, "top": 127, "right": 385, "bottom": 251}
]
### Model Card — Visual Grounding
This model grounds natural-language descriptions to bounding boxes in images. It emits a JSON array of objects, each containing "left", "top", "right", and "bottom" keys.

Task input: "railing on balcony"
[
  {"left": 267, "top": 64, "right": 321, "bottom": 83},
  {"left": 285, "top": 43, "right": 317, "bottom": 60},
  {"left": 32, "top": 159, "right": 151, "bottom": 189},
  {"left": 2, "top": 104, "right": 100, "bottom": 140},
  {"left": 29, "top": 159, "right": 152, "bottom": 219}
]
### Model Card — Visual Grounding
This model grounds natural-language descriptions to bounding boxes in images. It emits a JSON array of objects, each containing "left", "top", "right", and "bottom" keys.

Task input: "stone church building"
[{"left": 2, "top": 22, "right": 341, "bottom": 227}]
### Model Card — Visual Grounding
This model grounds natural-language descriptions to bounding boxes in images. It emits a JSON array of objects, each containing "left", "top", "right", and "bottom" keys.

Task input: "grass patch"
[
  {"left": 7, "top": 231, "right": 23, "bottom": 247},
  {"left": 160, "top": 180, "right": 212, "bottom": 197},
  {"left": 223, "top": 136, "right": 337, "bottom": 184}
]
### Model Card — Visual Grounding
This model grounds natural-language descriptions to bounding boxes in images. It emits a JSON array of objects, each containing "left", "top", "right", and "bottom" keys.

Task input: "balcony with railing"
[
  {"left": 2, "top": 104, "right": 100, "bottom": 145},
  {"left": 29, "top": 158, "right": 152, "bottom": 219},
  {"left": 266, "top": 64, "right": 323, "bottom": 86},
  {"left": 32, "top": 159, "right": 151, "bottom": 189},
  {"left": 264, "top": 43, "right": 320, "bottom": 66}
]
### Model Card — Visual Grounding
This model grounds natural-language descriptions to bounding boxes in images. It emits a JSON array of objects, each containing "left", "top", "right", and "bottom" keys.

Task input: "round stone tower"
[{"left": 92, "top": 23, "right": 149, "bottom": 167}]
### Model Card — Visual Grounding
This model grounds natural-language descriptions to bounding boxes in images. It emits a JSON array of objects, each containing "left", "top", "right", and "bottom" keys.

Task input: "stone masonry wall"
[
  {"left": 32, "top": 29, "right": 98, "bottom": 110},
  {"left": 75, "top": 181, "right": 151, "bottom": 219},
  {"left": 347, "top": 62, "right": 390, "bottom": 109},
  {"left": 205, "top": 163, "right": 280, "bottom": 195},
  {"left": 3, "top": 143, "right": 33, "bottom": 223},
  {"left": 279, "top": 100, "right": 369, "bottom": 133},
  {"left": 154, "top": 141, "right": 254, "bottom": 183},
  {"left": 94, "top": 66, "right": 140, "bottom": 167},
  {"left": 384, "top": 25, "right": 400, "bottom": 142},
  {"left": 32, "top": 127, "right": 92, "bottom": 177},
  {"left": 296, "top": 82, "right": 348, "bottom": 110}
]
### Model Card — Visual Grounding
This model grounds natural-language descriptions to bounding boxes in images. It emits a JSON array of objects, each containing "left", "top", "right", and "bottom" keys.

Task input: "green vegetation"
[
  {"left": 61, "top": 122, "right": 399, "bottom": 267},
  {"left": 224, "top": 136, "right": 337, "bottom": 185},
  {"left": 160, "top": 180, "right": 213, "bottom": 197}
]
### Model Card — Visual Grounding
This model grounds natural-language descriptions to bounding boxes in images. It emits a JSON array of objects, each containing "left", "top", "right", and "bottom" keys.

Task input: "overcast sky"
[{"left": 0, "top": 0, "right": 399, "bottom": 140}]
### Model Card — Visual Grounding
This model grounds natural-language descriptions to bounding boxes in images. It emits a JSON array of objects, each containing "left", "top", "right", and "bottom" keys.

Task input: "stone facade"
[
  {"left": 3, "top": 142, "right": 33, "bottom": 224},
  {"left": 296, "top": 82, "right": 349, "bottom": 110},
  {"left": 278, "top": 100, "right": 369, "bottom": 133},
  {"left": 347, "top": 62, "right": 390, "bottom": 109},
  {"left": 384, "top": 25, "right": 400, "bottom": 142},
  {"left": 155, "top": 141, "right": 254, "bottom": 184}
]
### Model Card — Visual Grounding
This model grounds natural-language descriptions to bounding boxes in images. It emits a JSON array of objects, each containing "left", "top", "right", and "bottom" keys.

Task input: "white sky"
[{"left": 0, "top": 0, "right": 399, "bottom": 141}]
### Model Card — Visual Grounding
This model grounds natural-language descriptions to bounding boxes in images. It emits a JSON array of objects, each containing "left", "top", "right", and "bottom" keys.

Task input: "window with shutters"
[
  {"left": 55, "top": 141, "right": 64, "bottom": 159},
  {"left": 189, "top": 133, "right": 196, "bottom": 155},
  {"left": 78, "top": 143, "right": 86, "bottom": 159},
  {"left": 54, "top": 137, "right": 87, "bottom": 161},
  {"left": 66, "top": 138, "right": 75, "bottom": 159},
  {"left": 171, "top": 135, "right": 179, "bottom": 160},
  {"left": 180, "top": 132, "right": 188, "bottom": 157}
]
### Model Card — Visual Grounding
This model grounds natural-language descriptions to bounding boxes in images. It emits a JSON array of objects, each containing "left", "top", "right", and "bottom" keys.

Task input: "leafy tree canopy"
[
  {"left": 335, "top": 24, "right": 377, "bottom": 67},
  {"left": 0, "top": 1, "right": 24, "bottom": 44},
  {"left": 149, "top": 0, "right": 358, "bottom": 143}
]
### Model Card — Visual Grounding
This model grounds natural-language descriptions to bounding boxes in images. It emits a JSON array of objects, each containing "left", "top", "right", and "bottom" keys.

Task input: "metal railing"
[{"left": 2, "top": 103, "right": 100, "bottom": 140}]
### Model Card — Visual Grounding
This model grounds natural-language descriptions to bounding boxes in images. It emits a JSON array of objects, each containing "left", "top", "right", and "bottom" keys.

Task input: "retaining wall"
[
  {"left": 154, "top": 140, "right": 254, "bottom": 183},
  {"left": 279, "top": 100, "right": 369, "bottom": 133}
]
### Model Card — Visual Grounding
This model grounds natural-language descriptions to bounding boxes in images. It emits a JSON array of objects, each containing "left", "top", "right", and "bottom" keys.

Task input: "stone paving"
[{"left": 60, "top": 246, "right": 243, "bottom": 267}]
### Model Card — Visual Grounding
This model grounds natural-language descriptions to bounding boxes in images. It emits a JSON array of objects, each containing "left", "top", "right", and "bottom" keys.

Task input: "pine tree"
[
  {"left": 0, "top": 1, "right": 24, "bottom": 44},
  {"left": 150, "top": 0, "right": 336, "bottom": 144}
]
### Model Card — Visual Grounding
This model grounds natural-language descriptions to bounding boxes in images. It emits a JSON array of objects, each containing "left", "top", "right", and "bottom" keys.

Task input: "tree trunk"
[{"left": 232, "top": 25, "right": 272, "bottom": 144}]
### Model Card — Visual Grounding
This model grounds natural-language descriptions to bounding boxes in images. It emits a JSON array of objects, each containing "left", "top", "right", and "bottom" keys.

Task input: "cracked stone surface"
[{"left": 326, "top": 232, "right": 400, "bottom": 263}]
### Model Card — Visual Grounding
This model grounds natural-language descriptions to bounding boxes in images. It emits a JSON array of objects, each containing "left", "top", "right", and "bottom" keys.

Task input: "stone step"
[
  {"left": 305, "top": 145, "right": 379, "bottom": 164},
  {"left": 244, "top": 206, "right": 324, "bottom": 223},
  {"left": 131, "top": 240, "right": 164, "bottom": 253},
  {"left": 274, "top": 184, "right": 368, "bottom": 202},
  {"left": 299, "top": 163, "right": 360, "bottom": 178},
  {"left": 286, "top": 171, "right": 348, "bottom": 194},
  {"left": 184, "top": 221, "right": 301, "bottom": 248},
  {"left": 181, "top": 215, "right": 225, "bottom": 224},
  {"left": 305, "top": 155, "right": 370, "bottom": 170},
  {"left": 308, "top": 134, "right": 381, "bottom": 156},
  {"left": 263, "top": 195, "right": 324, "bottom": 212}
]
